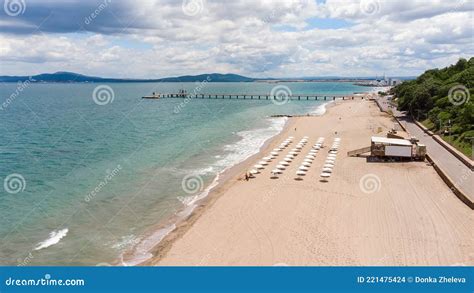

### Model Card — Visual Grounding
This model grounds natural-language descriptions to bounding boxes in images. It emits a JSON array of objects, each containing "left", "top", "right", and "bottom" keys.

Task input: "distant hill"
[
  {"left": 0, "top": 71, "right": 415, "bottom": 83},
  {"left": 0, "top": 72, "right": 256, "bottom": 83}
]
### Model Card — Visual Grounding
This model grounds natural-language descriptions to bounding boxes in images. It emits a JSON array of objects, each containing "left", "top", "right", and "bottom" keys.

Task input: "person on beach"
[{"left": 245, "top": 172, "right": 249, "bottom": 181}]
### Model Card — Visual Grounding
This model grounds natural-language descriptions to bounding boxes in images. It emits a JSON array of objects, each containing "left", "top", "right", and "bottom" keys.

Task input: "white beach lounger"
[{"left": 320, "top": 172, "right": 331, "bottom": 178}]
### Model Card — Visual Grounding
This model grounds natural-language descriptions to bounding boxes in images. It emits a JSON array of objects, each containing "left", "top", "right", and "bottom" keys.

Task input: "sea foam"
[{"left": 34, "top": 228, "right": 68, "bottom": 251}]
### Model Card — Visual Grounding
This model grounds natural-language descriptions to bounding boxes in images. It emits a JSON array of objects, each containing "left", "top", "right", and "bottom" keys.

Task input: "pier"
[{"left": 142, "top": 93, "right": 365, "bottom": 101}]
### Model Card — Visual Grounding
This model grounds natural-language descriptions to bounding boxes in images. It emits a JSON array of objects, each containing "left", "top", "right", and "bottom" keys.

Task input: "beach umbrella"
[
  {"left": 305, "top": 155, "right": 315, "bottom": 159},
  {"left": 322, "top": 168, "right": 332, "bottom": 173},
  {"left": 276, "top": 164, "right": 286, "bottom": 170},
  {"left": 279, "top": 161, "right": 290, "bottom": 166},
  {"left": 285, "top": 154, "right": 295, "bottom": 158},
  {"left": 258, "top": 161, "right": 269, "bottom": 166},
  {"left": 273, "top": 148, "right": 282, "bottom": 152},
  {"left": 298, "top": 166, "right": 309, "bottom": 171},
  {"left": 272, "top": 169, "right": 282, "bottom": 174},
  {"left": 249, "top": 169, "right": 259, "bottom": 175},
  {"left": 323, "top": 163, "right": 334, "bottom": 168},
  {"left": 254, "top": 164, "right": 265, "bottom": 169},
  {"left": 284, "top": 158, "right": 293, "bottom": 163},
  {"left": 320, "top": 172, "right": 331, "bottom": 178},
  {"left": 334, "top": 138, "right": 341, "bottom": 141},
  {"left": 296, "top": 170, "right": 307, "bottom": 176},
  {"left": 309, "top": 150, "right": 318, "bottom": 154},
  {"left": 303, "top": 158, "right": 313, "bottom": 163},
  {"left": 289, "top": 151, "right": 298, "bottom": 155},
  {"left": 262, "top": 156, "right": 272, "bottom": 161},
  {"left": 325, "top": 160, "right": 335, "bottom": 164},
  {"left": 270, "top": 151, "right": 279, "bottom": 156},
  {"left": 302, "top": 162, "right": 311, "bottom": 167},
  {"left": 328, "top": 154, "right": 337, "bottom": 158},
  {"left": 295, "top": 145, "right": 303, "bottom": 149}
]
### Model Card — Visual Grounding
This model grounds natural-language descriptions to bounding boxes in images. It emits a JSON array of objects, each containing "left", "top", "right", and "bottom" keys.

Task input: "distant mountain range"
[
  {"left": 0, "top": 71, "right": 416, "bottom": 83},
  {"left": 0, "top": 72, "right": 255, "bottom": 83}
]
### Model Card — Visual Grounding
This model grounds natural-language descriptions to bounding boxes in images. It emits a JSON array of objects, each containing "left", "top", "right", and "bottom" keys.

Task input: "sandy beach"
[{"left": 148, "top": 98, "right": 473, "bottom": 266}]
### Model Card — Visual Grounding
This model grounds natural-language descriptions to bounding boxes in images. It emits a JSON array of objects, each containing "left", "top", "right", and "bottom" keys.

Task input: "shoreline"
[
  {"left": 123, "top": 101, "right": 335, "bottom": 266},
  {"left": 133, "top": 101, "right": 341, "bottom": 266},
  {"left": 151, "top": 97, "right": 473, "bottom": 266}
]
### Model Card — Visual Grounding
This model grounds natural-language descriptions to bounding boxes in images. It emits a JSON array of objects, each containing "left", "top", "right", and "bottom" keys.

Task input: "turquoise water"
[{"left": 0, "top": 82, "right": 363, "bottom": 265}]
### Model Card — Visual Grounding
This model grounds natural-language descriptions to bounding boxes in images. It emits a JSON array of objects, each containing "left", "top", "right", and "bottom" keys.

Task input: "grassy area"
[
  {"left": 421, "top": 118, "right": 435, "bottom": 130},
  {"left": 441, "top": 135, "right": 472, "bottom": 158},
  {"left": 419, "top": 118, "right": 472, "bottom": 158}
]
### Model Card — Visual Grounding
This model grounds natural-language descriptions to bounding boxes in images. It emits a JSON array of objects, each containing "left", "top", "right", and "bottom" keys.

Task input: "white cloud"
[{"left": 0, "top": 0, "right": 472, "bottom": 77}]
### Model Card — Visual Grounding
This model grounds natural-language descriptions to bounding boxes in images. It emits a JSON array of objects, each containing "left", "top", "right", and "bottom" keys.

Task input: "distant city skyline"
[{"left": 0, "top": 0, "right": 473, "bottom": 78}]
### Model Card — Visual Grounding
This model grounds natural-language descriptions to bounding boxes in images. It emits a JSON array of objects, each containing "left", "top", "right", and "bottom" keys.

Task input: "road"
[{"left": 376, "top": 96, "right": 473, "bottom": 204}]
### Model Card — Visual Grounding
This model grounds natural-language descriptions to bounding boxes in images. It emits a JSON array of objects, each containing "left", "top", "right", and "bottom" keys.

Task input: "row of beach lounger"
[{"left": 249, "top": 136, "right": 340, "bottom": 181}]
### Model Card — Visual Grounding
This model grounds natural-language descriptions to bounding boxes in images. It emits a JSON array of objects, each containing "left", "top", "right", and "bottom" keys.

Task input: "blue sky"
[{"left": 0, "top": 0, "right": 472, "bottom": 78}]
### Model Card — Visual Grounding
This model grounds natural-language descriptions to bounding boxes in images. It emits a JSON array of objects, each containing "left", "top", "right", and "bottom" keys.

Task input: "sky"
[{"left": 0, "top": 0, "right": 473, "bottom": 78}]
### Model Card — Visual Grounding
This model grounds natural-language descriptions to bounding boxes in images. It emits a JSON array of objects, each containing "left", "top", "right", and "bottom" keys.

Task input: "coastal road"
[{"left": 376, "top": 96, "right": 473, "bottom": 204}]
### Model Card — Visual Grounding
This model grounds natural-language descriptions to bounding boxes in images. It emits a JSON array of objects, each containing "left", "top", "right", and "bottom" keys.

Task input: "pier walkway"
[{"left": 143, "top": 93, "right": 364, "bottom": 101}]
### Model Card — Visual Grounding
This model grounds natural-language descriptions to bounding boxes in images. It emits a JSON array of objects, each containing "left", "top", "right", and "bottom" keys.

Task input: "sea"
[{"left": 0, "top": 81, "right": 366, "bottom": 265}]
